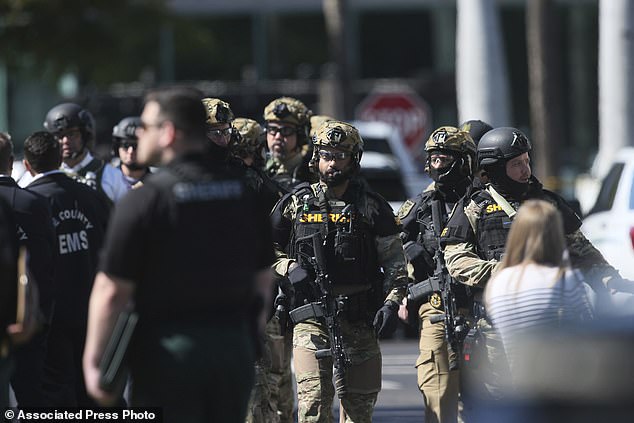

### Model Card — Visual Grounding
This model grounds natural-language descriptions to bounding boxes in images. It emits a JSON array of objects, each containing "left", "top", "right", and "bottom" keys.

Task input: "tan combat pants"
[
  {"left": 416, "top": 301, "right": 460, "bottom": 423},
  {"left": 293, "top": 319, "right": 381, "bottom": 423}
]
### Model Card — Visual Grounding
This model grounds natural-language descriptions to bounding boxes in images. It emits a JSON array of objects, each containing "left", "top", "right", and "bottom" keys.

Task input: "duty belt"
[{"left": 289, "top": 291, "right": 371, "bottom": 325}]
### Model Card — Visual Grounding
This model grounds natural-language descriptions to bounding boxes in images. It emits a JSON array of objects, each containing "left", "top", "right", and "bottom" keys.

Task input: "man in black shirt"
[
  {"left": 23, "top": 131, "right": 110, "bottom": 406},
  {"left": 83, "top": 87, "right": 274, "bottom": 422},
  {"left": 0, "top": 133, "right": 55, "bottom": 406},
  {"left": 0, "top": 194, "right": 18, "bottom": 409}
]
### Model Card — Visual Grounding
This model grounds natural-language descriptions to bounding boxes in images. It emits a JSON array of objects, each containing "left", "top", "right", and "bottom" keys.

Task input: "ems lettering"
[{"left": 58, "top": 230, "right": 89, "bottom": 254}]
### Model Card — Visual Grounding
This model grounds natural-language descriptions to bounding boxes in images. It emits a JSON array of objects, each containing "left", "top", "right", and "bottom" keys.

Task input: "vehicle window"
[
  {"left": 362, "top": 136, "right": 394, "bottom": 156},
  {"left": 588, "top": 163, "right": 624, "bottom": 215}
]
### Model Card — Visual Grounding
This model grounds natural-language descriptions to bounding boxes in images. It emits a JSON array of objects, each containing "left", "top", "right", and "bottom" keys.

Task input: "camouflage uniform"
[
  {"left": 397, "top": 127, "right": 476, "bottom": 423},
  {"left": 271, "top": 121, "right": 408, "bottom": 422},
  {"left": 263, "top": 97, "right": 314, "bottom": 191},
  {"left": 440, "top": 127, "right": 618, "bottom": 409},
  {"left": 261, "top": 97, "right": 315, "bottom": 423}
]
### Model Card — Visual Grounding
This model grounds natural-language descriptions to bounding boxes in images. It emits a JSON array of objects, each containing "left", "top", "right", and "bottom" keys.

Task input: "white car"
[{"left": 581, "top": 147, "right": 634, "bottom": 280}]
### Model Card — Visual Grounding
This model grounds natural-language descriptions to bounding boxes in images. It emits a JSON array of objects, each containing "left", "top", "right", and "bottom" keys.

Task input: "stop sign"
[{"left": 356, "top": 91, "right": 431, "bottom": 153}]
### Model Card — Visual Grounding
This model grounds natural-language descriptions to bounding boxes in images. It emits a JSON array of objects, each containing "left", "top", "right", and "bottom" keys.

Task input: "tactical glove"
[{"left": 373, "top": 300, "right": 400, "bottom": 338}]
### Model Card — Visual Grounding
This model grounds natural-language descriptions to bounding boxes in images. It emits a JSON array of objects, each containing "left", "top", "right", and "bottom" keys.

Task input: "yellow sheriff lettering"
[
  {"left": 300, "top": 213, "right": 323, "bottom": 223},
  {"left": 486, "top": 204, "right": 503, "bottom": 213},
  {"left": 300, "top": 213, "right": 350, "bottom": 223}
]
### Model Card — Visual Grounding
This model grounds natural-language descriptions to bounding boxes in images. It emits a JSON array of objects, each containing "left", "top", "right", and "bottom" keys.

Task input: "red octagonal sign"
[{"left": 356, "top": 91, "right": 431, "bottom": 153}]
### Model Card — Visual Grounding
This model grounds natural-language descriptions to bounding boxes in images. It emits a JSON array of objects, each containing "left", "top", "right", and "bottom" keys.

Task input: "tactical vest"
[
  {"left": 76, "top": 158, "right": 105, "bottom": 192},
  {"left": 472, "top": 190, "right": 517, "bottom": 261},
  {"left": 289, "top": 184, "right": 378, "bottom": 291},
  {"left": 415, "top": 193, "right": 448, "bottom": 272}
]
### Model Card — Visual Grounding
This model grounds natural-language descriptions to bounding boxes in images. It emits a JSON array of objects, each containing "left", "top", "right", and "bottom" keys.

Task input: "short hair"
[
  {"left": 144, "top": 87, "right": 206, "bottom": 140},
  {"left": 501, "top": 199, "right": 566, "bottom": 269},
  {"left": 0, "top": 132, "right": 13, "bottom": 173},
  {"left": 24, "top": 131, "right": 61, "bottom": 173}
]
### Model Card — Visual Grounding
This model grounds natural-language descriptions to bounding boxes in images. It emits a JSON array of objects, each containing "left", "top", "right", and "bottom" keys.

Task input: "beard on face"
[{"left": 320, "top": 166, "right": 349, "bottom": 187}]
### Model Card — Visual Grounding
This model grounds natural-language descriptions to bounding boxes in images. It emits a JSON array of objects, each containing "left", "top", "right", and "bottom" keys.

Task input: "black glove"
[
  {"left": 288, "top": 265, "right": 313, "bottom": 305},
  {"left": 373, "top": 300, "right": 400, "bottom": 338}
]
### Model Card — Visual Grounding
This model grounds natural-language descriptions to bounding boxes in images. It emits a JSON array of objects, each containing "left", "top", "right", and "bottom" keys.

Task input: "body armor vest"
[
  {"left": 473, "top": 190, "right": 517, "bottom": 261},
  {"left": 290, "top": 184, "right": 378, "bottom": 289}
]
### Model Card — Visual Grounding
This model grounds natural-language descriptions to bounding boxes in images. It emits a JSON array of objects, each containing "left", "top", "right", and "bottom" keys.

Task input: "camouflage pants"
[
  {"left": 293, "top": 319, "right": 381, "bottom": 423},
  {"left": 246, "top": 316, "right": 293, "bottom": 423},
  {"left": 416, "top": 302, "right": 460, "bottom": 423}
]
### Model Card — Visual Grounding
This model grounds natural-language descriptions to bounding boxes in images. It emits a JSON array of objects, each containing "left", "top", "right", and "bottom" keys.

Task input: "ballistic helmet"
[
  {"left": 112, "top": 117, "right": 141, "bottom": 142},
  {"left": 43, "top": 102, "right": 95, "bottom": 146},
  {"left": 459, "top": 119, "right": 493, "bottom": 145},
  {"left": 264, "top": 97, "right": 312, "bottom": 146},
  {"left": 230, "top": 118, "right": 264, "bottom": 159},
  {"left": 424, "top": 126, "right": 476, "bottom": 174},
  {"left": 309, "top": 114, "right": 335, "bottom": 139},
  {"left": 202, "top": 98, "right": 234, "bottom": 125},
  {"left": 309, "top": 120, "right": 364, "bottom": 178},
  {"left": 477, "top": 127, "right": 532, "bottom": 168}
]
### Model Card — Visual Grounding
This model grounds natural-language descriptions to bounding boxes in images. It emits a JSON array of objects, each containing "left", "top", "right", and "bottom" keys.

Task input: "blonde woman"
[{"left": 484, "top": 199, "right": 593, "bottom": 374}]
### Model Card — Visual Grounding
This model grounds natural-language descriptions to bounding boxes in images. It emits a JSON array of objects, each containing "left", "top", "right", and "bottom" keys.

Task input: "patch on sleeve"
[{"left": 397, "top": 199, "right": 416, "bottom": 220}]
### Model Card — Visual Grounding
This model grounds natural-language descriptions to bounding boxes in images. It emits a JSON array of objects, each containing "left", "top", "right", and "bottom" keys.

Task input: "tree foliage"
[{"left": 0, "top": 0, "right": 168, "bottom": 85}]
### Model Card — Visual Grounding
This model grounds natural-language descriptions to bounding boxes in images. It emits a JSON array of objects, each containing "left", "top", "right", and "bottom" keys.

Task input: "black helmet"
[
  {"left": 43, "top": 102, "right": 95, "bottom": 147},
  {"left": 477, "top": 127, "right": 531, "bottom": 168},
  {"left": 460, "top": 119, "right": 493, "bottom": 145},
  {"left": 112, "top": 117, "right": 141, "bottom": 141}
]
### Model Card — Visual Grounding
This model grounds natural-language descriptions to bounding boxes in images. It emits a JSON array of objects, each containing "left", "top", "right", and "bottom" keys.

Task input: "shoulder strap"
[{"left": 486, "top": 185, "right": 517, "bottom": 218}]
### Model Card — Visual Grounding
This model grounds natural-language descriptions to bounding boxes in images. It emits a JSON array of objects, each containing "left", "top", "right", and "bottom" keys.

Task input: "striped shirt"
[{"left": 485, "top": 264, "right": 593, "bottom": 373}]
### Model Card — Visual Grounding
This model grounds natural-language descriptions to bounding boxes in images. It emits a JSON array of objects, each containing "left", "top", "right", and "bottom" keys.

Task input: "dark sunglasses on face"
[
  {"left": 53, "top": 128, "right": 81, "bottom": 141},
  {"left": 207, "top": 127, "right": 232, "bottom": 138},
  {"left": 266, "top": 125, "right": 296, "bottom": 137},
  {"left": 318, "top": 150, "right": 349, "bottom": 162},
  {"left": 119, "top": 141, "right": 138, "bottom": 150}
]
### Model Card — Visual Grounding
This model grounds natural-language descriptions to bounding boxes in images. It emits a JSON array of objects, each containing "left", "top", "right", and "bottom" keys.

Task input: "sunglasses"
[
  {"left": 119, "top": 141, "right": 138, "bottom": 150},
  {"left": 207, "top": 127, "right": 232, "bottom": 138},
  {"left": 318, "top": 150, "right": 349, "bottom": 162},
  {"left": 53, "top": 128, "right": 81, "bottom": 141},
  {"left": 267, "top": 125, "right": 296, "bottom": 137}
]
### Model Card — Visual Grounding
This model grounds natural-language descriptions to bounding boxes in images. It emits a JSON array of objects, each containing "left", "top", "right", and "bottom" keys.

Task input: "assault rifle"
[
  {"left": 288, "top": 231, "right": 350, "bottom": 398},
  {"left": 407, "top": 200, "right": 469, "bottom": 370}
]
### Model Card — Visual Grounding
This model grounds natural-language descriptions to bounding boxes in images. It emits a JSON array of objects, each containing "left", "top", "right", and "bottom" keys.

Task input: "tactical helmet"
[
  {"left": 230, "top": 117, "right": 264, "bottom": 160},
  {"left": 424, "top": 126, "right": 476, "bottom": 174},
  {"left": 43, "top": 102, "right": 95, "bottom": 146},
  {"left": 112, "top": 117, "right": 141, "bottom": 142},
  {"left": 263, "top": 97, "right": 312, "bottom": 146},
  {"left": 477, "top": 127, "right": 532, "bottom": 168},
  {"left": 309, "top": 114, "right": 335, "bottom": 139},
  {"left": 459, "top": 119, "right": 493, "bottom": 145},
  {"left": 202, "top": 98, "right": 234, "bottom": 125},
  {"left": 112, "top": 116, "right": 141, "bottom": 156},
  {"left": 309, "top": 120, "right": 363, "bottom": 175}
]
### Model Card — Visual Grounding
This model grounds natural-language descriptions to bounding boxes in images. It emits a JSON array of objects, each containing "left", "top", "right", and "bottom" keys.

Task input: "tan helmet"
[
  {"left": 263, "top": 97, "right": 312, "bottom": 127},
  {"left": 309, "top": 114, "right": 335, "bottom": 139},
  {"left": 202, "top": 98, "right": 234, "bottom": 125},
  {"left": 424, "top": 126, "right": 477, "bottom": 174},
  {"left": 230, "top": 117, "right": 264, "bottom": 160},
  {"left": 309, "top": 120, "right": 363, "bottom": 176}
]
